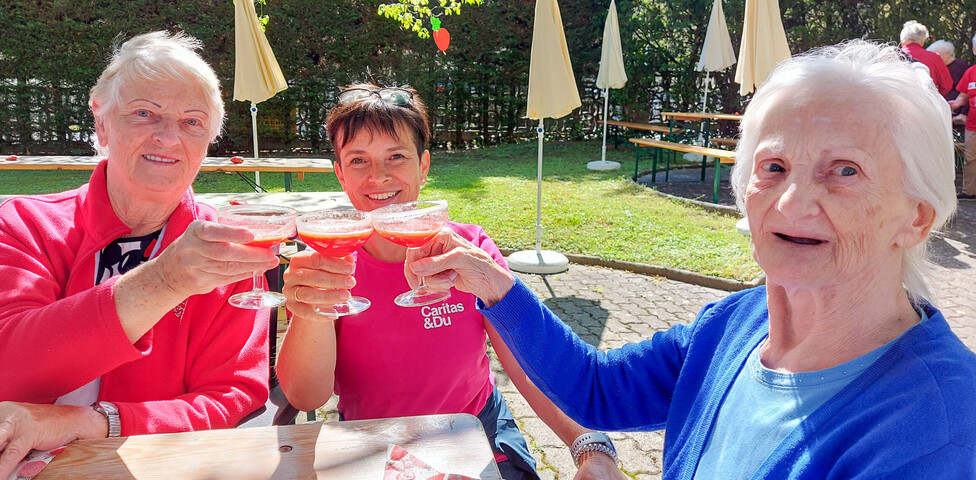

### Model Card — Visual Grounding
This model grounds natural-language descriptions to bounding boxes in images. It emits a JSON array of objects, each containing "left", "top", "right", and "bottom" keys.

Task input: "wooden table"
[
  {"left": 0, "top": 156, "right": 334, "bottom": 191},
  {"left": 656, "top": 112, "right": 741, "bottom": 184},
  {"left": 660, "top": 112, "right": 742, "bottom": 122},
  {"left": 602, "top": 120, "right": 685, "bottom": 150},
  {"left": 36, "top": 413, "right": 501, "bottom": 480},
  {"left": 629, "top": 138, "right": 735, "bottom": 203}
]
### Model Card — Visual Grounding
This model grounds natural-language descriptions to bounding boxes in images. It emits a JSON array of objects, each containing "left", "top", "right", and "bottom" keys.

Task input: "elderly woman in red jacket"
[{"left": 0, "top": 31, "right": 276, "bottom": 477}]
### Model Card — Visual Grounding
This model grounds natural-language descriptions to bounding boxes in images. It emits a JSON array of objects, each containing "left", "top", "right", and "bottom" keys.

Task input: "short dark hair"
[{"left": 325, "top": 83, "right": 431, "bottom": 166}]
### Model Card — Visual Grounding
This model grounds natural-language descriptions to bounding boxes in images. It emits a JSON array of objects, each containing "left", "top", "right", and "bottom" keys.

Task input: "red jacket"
[
  {"left": 902, "top": 42, "right": 953, "bottom": 96},
  {"left": 0, "top": 161, "right": 269, "bottom": 435}
]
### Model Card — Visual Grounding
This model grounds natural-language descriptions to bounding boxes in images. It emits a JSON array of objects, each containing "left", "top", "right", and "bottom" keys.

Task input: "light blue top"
[{"left": 695, "top": 309, "right": 927, "bottom": 478}]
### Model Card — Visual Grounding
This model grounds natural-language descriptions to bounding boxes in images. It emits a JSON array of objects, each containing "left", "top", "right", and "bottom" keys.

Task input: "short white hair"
[
  {"left": 900, "top": 20, "right": 930, "bottom": 45},
  {"left": 89, "top": 31, "right": 225, "bottom": 157},
  {"left": 731, "top": 40, "right": 957, "bottom": 303},
  {"left": 927, "top": 39, "right": 955, "bottom": 58}
]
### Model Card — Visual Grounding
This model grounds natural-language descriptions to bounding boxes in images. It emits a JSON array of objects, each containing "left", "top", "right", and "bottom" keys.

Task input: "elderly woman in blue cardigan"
[{"left": 407, "top": 40, "right": 976, "bottom": 479}]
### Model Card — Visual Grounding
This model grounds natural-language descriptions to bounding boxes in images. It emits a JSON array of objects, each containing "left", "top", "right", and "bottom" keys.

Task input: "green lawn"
[{"left": 0, "top": 141, "right": 761, "bottom": 280}]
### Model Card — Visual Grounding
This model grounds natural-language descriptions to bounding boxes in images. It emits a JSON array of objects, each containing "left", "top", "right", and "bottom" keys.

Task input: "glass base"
[
  {"left": 394, "top": 288, "right": 451, "bottom": 307},
  {"left": 229, "top": 290, "right": 288, "bottom": 309},
  {"left": 314, "top": 296, "right": 371, "bottom": 318}
]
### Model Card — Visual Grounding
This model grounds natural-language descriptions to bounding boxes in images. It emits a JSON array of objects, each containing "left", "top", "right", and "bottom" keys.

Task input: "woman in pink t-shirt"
[{"left": 275, "top": 84, "right": 623, "bottom": 480}]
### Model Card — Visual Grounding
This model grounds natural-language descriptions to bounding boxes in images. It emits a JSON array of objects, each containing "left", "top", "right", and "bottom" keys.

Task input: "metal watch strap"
[
  {"left": 570, "top": 432, "right": 617, "bottom": 466},
  {"left": 93, "top": 401, "right": 121, "bottom": 437}
]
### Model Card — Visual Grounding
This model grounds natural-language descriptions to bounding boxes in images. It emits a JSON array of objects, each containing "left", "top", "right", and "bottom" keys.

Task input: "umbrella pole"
[
  {"left": 601, "top": 87, "right": 609, "bottom": 163},
  {"left": 506, "top": 118, "right": 568, "bottom": 275},
  {"left": 251, "top": 102, "right": 261, "bottom": 191},
  {"left": 535, "top": 118, "right": 544, "bottom": 254},
  {"left": 698, "top": 73, "right": 711, "bottom": 145},
  {"left": 701, "top": 73, "right": 710, "bottom": 113},
  {"left": 587, "top": 88, "right": 620, "bottom": 171}
]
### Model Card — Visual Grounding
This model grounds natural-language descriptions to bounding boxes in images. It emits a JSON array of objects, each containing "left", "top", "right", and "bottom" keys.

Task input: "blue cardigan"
[{"left": 481, "top": 280, "right": 976, "bottom": 479}]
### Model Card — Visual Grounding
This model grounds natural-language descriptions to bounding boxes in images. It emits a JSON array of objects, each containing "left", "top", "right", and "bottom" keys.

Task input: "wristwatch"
[
  {"left": 92, "top": 401, "right": 121, "bottom": 438},
  {"left": 570, "top": 432, "right": 617, "bottom": 466}
]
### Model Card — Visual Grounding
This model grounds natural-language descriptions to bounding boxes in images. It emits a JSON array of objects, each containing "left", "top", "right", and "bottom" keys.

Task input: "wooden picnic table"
[
  {"left": 630, "top": 137, "right": 735, "bottom": 204},
  {"left": 659, "top": 112, "right": 741, "bottom": 148},
  {"left": 602, "top": 120, "right": 685, "bottom": 150},
  {"left": 35, "top": 413, "right": 501, "bottom": 480},
  {"left": 648, "top": 112, "right": 741, "bottom": 186},
  {"left": 660, "top": 112, "right": 743, "bottom": 122},
  {"left": 0, "top": 156, "right": 334, "bottom": 191}
]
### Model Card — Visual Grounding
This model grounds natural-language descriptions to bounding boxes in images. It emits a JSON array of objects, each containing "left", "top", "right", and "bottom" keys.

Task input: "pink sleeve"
[
  {"left": 115, "top": 281, "right": 270, "bottom": 435},
  {"left": 448, "top": 222, "right": 510, "bottom": 272}
]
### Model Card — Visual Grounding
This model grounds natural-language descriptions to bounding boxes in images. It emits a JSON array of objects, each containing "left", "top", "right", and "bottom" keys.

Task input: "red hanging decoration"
[{"left": 431, "top": 17, "right": 450, "bottom": 52}]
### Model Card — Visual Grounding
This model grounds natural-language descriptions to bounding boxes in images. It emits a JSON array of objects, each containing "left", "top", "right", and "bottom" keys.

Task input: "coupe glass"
[
  {"left": 372, "top": 200, "right": 451, "bottom": 307},
  {"left": 218, "top": 204, "right": 298, "bottom": 309},
  {"left": 296, "top": 209, "right": 374, "bottom": 317}
]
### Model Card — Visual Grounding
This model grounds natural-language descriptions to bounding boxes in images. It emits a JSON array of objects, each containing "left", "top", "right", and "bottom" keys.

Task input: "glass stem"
[
  {"left": 417, "top": 276, "right": 429, "bottom": 294},
  {"left": 251, "top": 272, "right": 265, "bottom": 293}
]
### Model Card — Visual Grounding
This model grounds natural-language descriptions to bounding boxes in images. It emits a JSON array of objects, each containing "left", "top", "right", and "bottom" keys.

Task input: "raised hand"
[
  {"left": 405, "top": 228, "right": 515, "bottom": 306},
  {"left": 281, "top": 250, "right": 357, "bottom": 321},
  {"left": 112, "top": 220, "right": 280, "bottom": 343},
  {"left": 151, "top": 220, "right": 280, "bottom": 299}
]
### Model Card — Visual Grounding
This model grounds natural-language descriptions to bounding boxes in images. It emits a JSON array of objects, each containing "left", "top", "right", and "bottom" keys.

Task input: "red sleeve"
[
  {"left": 0, "top": 201, "right": 145, "bottom": 402},
  {"left": 114, "top": 284, "right": 270, "bottom": 435},
  {"left": 936, "top": 61, "right": 953, "bottom": 96},
  {"left": 958, "top": 67, "right": 976, "bottom": 96}
]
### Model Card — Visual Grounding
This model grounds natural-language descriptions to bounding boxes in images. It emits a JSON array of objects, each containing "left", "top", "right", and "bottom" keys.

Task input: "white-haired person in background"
[
  {"left": 948, "top": 34, "right": 976, "bottom": 200},
  {"left": 407, "top": 40, "right": 976, "bottom": 478},
  {"left": 901, "top": 20, "right": 953, "bottom": 96},
  {"left": 928, "top": 39, "right": 970, "bottom": 102},
  {"left": 0, "top": 31, "right": 276, "bottom": 478}
]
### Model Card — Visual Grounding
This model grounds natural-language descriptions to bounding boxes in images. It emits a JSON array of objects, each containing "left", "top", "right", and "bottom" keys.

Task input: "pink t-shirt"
[{"left": 333, "top": 222, "right": 508, "bottom": 420}]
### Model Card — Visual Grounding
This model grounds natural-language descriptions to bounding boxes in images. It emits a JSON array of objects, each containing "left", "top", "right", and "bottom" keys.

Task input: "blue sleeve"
[
  {"left": 479, "top": 277, "right": 694, "bottom": 431},
  {"left": 871, "top": 444, "right": 976, "bottom": 479}
]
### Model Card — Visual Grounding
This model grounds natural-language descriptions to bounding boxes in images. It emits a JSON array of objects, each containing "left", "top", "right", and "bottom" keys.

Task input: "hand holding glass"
[
  {"left": 372, "top": 200, "right": 451, "bottom": 307},
  {"left": 217, "top": 204, "right": 298, "bottom": 309},
  {"left": 296, "top": 209, "right": 373, "bottom": 317}
]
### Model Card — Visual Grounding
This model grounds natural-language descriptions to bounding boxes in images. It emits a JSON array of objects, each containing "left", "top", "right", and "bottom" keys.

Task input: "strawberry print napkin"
[
  {"left": 384, "top": 444, "right": 477, "bottom": 480},
  {"left": 5, "top": 446, "right": 66, "bottom": 480}
]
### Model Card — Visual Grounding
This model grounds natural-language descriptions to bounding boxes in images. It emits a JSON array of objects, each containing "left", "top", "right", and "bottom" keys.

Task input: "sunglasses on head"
[{"left": 337, "top": 87, "right": 414, "bottom": 106}]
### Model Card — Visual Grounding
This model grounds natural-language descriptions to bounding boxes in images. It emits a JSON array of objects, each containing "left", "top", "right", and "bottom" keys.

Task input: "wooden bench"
[
  {"left": 709, "top": 137, "right": 738, "bottom": 149},
  {"left": 0, "top": 156, "right": 333, "bottom": 192},
  {"left": 629, "top": 138, "right": 735, "bottom": 204},
  {"left": 603, "top": 120, "right": 685, "bottom": 149}
]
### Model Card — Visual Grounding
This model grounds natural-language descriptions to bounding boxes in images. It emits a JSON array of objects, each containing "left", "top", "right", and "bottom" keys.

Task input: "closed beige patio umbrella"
[
  {"left": 508, "top": 0, "right": 581, "bottom": 275},
  {"left": 734, "top": 0, "right": 790, "bottom": 95},
  {"left": 697, "top": 0, "right": 736, "bottom": 110},
  {"left": 588, "top": 0, "right": 628, "bottom": 172},
  {"left": 235, "top": 0, "right": 287, "bottom": 188}
]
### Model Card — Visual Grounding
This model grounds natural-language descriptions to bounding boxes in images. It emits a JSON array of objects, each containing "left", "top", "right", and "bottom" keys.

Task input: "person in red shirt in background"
[
  {"left": 949, "top": 34, "right": 976, "bottom": 200},
  {"left": 901, "top": 21, "right": 953, "bottom": 96}
]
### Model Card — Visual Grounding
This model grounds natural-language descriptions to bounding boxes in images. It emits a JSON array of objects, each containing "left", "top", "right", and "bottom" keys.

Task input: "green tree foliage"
[
  {"left": 4, "top": 0, "right": 976, "bottom": 155},
  {"left": 377, "top": 0, "right": 484, "bottom": 39}
]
